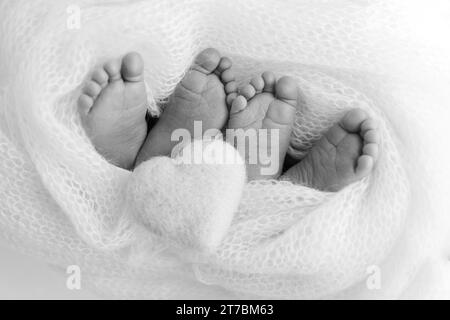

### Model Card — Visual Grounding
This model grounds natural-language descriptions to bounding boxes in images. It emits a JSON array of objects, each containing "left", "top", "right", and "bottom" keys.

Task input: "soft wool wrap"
[{"left": 0, "top": 0, "right": 449, "bottom": 299}]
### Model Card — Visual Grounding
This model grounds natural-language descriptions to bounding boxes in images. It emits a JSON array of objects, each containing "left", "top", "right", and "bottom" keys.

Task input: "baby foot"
[
  {"left": 78, "top": 52, "right": 148, "bottom": 170},
  {"left": 227, "top": 72, "right": 298, "bottom": 180},
  {"left": 282, "top": 109, "right": 380, "bottom": 192},
  {"left": 136, "top": 48, "right": 235, "bottom": 164}
]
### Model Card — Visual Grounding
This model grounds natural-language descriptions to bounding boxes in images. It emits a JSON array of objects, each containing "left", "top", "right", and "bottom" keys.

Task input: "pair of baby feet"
[{"left": 78, "top": 48, "right": 379, "bottom": 192}]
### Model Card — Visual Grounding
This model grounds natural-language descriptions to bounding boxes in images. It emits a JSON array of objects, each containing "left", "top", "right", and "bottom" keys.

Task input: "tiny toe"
[
  {"left": 363, "top": 143, "right": 379, "bottom": 159},
  {"left": 91, "top": 68, "right": 109, "bottom": 87},
  {"left": 121, "top": 52, "right": 144, "bottom": 82},
  {"left": 275, "top": 76, "right": 298, "bottom": 107},
  {"left": 104, "top": 59, "right": 122, "bottom": 81},
  {"left": 340, "top": 108, "right": 368, "bottom": 133},
  {"left": 230, "top": 96, "right": 247, "bottom": 114},
  {"left": 217, "top": 57, "right": 232, "bottom": 73},
  {"left": 250, "top": 75, "right": 265, "bottom": 92},
  {"left": 78, "top": 94, "right": 94, "bottom": 113},
  {"left": 364, "top": 130, "right": 380, "bottom": 144},
  {"left": 262, "top": 71, "right": 276, "bottom": 92},
  {"left": 361, "top": 118, "right": 378, "bottom": 134},
  {"left": 355, "top": 155, "right": 374, "bottom": 177},
  {"left": 226, "top": 92, "right": 238, "bottom": 107},
  {"left": 83, "top": 81, "right": 102, "bottom": 98},
  {"left": 221, "top": 69, "right": 235, "bottom": 83},
  {"left": 225, "top": 81, "right": 238, "bottom": 94},
  {"left": 193, "top": 48, "right": 221, "bottom": 74},
  {"left": 239, "top": 84, "right": 256, "bottom": 100}
]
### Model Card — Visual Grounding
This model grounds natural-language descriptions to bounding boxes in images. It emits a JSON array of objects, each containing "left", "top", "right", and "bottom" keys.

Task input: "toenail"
[
  {"left": 365, "top": 130, "right": 379, "bottom": 143},
  {"left": 219, "top": 57, "right": 232, "bottom": 71},
  {"left": 363, "top": 143, "right": 379, "bottom": 156},
  {"left": 240, "top": 85, "right": 256, "bottom": 99},
  {"left": 227, "top": 93, "right": 238, "bottom": 106},
  {"left": 221, "top": 69, "right": 234, "bottom": 83},
  {"left": 83, "top": 82, "right": 101, "bottom": 97},
  {"left": 78, "top": 94, "right": 93, "bottom": 113},
  {"left": 225, "top": 82, "right": 237, "bottom": 94},
  {"left": 231, "top": 96, "right": 247, "bottom": 114},
  {"left": 262, "top": 71, "right": 275, "bottom": 82},
  {"left": 250, "top": 76, "right": 265, "bottom": 91},
  {"left": 92, "top": 70, "right": 108, "bottom": 85}
]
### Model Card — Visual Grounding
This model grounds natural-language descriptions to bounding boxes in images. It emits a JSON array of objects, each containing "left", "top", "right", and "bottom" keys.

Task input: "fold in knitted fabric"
[{"left": 0, "top": 0, "right": 449, "bottom": 299}]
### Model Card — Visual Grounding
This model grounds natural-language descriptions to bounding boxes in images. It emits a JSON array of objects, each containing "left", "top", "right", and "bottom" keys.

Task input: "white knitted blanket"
[{"left": 0, "top": 0, "right": 449, "bottom": 299}]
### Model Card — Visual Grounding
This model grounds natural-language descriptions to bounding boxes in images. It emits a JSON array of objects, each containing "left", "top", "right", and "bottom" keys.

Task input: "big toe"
[
  {"left": 193, "top": 48, "right": 221, "bottom": 74},
  {"left": 265, "top": 76, "right": 298, "bottom": 127},
  {"left": 121, "top": 52, "right": 144, "bottom": 82},
  {"left": 275, "top": 76, "right": 299, "bottom": 107}
]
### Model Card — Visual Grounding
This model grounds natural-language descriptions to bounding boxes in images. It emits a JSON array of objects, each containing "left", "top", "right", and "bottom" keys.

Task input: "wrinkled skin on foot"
[
  {"left": 78, "top": 52, "right": 148, "bottom": 170},
  {"left": 282, "top": 108, "right": 380, "bottom": 192},
  {"left": 227, "top": 72, "right": 298, "bottom": 180},
  {"left": 136, "top": 48, "right": 236, "bottom": 165}
]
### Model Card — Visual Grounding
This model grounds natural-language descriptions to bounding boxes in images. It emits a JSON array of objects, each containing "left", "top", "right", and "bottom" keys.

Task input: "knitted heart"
[{"left": 127, "top": 140, "right": 246, "bottom": 252}]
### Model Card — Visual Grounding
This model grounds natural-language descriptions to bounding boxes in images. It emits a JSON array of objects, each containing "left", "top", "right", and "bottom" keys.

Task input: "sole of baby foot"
[
  {"left": 78, "top": 52, "right": 148, "bottom": 170},
  {"left": 135, "top": 48, "right": 236, "bottom": 165},
  {"left": 227, "top": 72, "right": 298, "bottom": 180},
  {"left": 282, "top": 108, "right": 380, "bottom": 192}
]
